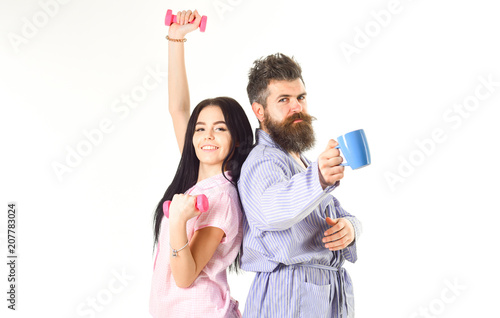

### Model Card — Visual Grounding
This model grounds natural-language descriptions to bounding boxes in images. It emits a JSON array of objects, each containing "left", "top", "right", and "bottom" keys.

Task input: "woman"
[{"left": 149, "top": 10, "right": 253, "bottom": 318}]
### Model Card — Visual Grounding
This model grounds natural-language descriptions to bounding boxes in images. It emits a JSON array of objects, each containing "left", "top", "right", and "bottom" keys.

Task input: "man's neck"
[
  {"left": 290, "top": 152, "right": 306, "bottom": 169},
  {"left": 259, "top": 127, "right": 307, "bottom": 169}
]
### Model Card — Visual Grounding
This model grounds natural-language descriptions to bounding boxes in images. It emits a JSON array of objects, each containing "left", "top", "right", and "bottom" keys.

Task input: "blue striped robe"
[{"left": 238, "top": 129, "right": 362, "bottom": 318}]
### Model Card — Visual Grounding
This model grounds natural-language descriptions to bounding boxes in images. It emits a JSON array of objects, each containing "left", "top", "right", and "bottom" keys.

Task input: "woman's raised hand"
[{"left": 168, "top": 10, "right": 202, "bottom": 38}]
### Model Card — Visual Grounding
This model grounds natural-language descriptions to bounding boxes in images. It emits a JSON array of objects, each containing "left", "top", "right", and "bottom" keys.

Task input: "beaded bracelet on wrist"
[
  {"left": 166, "top": 35, "right": 186, "bottom": 42},
  {"left": 169, "top": 240, "right": 189, "bottom": 257}
]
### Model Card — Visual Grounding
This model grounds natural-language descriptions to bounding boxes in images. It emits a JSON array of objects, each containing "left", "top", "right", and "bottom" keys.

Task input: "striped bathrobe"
[{"left": 238, "top": 129, "right": 362, "bottom": 318}]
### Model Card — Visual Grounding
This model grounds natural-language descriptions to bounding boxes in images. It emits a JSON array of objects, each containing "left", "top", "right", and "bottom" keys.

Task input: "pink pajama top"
[{"left": 149, "top": 173, "right": 242, "bottom": 318}]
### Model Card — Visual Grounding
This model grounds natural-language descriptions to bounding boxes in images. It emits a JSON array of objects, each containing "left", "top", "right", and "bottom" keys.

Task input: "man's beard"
[{"left": 263, "top": 111, "right": 316, "bottom": 154}]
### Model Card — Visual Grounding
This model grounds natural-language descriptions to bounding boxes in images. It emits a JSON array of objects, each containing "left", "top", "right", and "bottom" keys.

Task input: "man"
[{"left": 238, "top": 53, "right": 361, "bottom": 318}]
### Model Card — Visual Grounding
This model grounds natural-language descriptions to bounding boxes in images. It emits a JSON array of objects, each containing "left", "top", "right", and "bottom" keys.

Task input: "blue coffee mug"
[{"left": 335, "top": 129, "right": 371, "bottom": 170}]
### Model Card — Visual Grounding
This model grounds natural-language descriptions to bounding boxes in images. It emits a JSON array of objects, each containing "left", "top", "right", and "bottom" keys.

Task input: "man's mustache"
[{"left": 283, "top": 112, "right": 316, "bottom": 126}]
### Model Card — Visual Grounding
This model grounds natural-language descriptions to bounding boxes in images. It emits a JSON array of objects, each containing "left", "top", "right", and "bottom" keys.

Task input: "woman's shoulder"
[
  {"left": 194, "top": 178, "right": 242, "bottom": 229},
  {"left": 193, "top": 172, "right": 233, "bottom": 190},
  {"left": 190, "top": 173, "right": 241, "bottom": 210},
  {"left": 206, "top": 180, "right": 239, "bottom": 205}
]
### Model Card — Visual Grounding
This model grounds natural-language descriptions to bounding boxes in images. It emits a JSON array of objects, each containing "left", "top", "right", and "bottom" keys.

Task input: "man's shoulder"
[
  {"left": 245, "top": 143, "right": 288, "bottom": 165},
  {"left": 239, "top": 144, "right": 298, "bottom": 185}
]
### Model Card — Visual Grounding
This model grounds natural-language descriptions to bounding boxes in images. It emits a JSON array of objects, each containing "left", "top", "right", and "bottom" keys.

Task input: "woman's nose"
[{"left": 204, "top": 130, "right": 215, "bottom": 140}]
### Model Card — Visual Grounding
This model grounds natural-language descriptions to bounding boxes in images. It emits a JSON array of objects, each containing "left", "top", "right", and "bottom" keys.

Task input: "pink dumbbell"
[
  {"left": 165, "top": 9, "right": 207, "bottom": 32},
  {"left": 163, "top": 194, "right": 209, "bottom": 218}
]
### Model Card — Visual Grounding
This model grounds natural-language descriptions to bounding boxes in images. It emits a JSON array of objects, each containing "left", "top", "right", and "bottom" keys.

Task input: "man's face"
[
  {"left": 260, "top": 79, "right": 316, "bottom": 154},
  {"left": 262, "top": 78, "right": 308, "bottom": 124}
]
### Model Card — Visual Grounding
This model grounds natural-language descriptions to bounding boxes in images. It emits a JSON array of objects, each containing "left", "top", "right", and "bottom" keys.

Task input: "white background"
[{"left": 1, "top": 0, "right": 499, "bottom": 317}]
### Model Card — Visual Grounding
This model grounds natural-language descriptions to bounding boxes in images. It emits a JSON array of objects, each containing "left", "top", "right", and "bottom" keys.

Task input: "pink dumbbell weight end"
[
  {"left": 163, "top": 194, "right": 209, "bottom": 218},
  {"left": 165, "top": 9, "right": 207, "bottom": 32}
]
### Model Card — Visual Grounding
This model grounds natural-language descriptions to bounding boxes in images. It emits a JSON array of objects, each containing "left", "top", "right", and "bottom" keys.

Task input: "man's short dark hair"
[{"left": 247, "top": 53, "right": 304, "bottom": 108}]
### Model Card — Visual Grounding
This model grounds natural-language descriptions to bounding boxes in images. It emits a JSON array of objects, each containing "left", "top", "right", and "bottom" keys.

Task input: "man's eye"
[
  {"left": 279, "top": 98, "right": 287, "bottom": 102},
  {"left": 298, "top": 95, "right": 305, "bottom": 100}
]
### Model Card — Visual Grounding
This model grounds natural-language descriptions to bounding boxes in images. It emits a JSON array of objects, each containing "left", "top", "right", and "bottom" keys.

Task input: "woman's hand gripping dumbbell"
[
  {"left": 163, "top": 194, "right": 209, "bottom": 219},
  {"left": 165, "top": 9, "right": 207, "bottom": 32}
]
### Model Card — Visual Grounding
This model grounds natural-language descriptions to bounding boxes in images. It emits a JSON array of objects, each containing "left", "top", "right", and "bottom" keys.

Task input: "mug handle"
[{"left": 335, "top": 145, "right": 348, "bottom": 166}]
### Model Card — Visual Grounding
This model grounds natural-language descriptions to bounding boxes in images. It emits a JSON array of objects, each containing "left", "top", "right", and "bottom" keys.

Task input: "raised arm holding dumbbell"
[{"left": 167, "top": 10, "right": 203, "bottom": 153}]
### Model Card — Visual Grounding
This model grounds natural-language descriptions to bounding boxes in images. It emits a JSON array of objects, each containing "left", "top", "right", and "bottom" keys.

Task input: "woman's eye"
[
  {"left": 195, "top": 128, "right": 204, "bottom": 132},
  {"left": 215, "top": 127, "right": 227, "bottom": 132}
]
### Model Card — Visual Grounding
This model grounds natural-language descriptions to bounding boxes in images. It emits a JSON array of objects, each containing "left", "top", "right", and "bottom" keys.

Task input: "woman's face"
[{"left": 192, "top": 105, "right": 233, "bottom": 170}]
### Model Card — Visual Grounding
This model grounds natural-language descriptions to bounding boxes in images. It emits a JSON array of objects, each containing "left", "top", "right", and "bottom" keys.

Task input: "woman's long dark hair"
[{"left": 153, "top": 97, "right": 253, "bottom": 272}]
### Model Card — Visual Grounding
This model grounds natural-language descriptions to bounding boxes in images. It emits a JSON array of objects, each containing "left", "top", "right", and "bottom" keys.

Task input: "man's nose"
[{"left": 290, "top": 99, "right": 303, "bottom": 113}]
